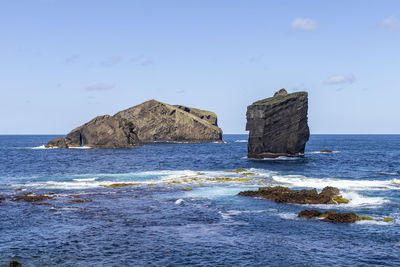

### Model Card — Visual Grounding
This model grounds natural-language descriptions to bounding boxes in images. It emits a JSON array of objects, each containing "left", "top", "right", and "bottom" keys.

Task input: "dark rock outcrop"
[
  {"left": 298, "top": 209, "right": 377, "bottom": 223},
  {"left": 46, "top": 100, "right": 222, "bottom": 148},
  {"left": 237, "top": 186, "right": 348, "bottom": 204},
  {"left": 113, "top": 100, "right": 222, "bottom": 143},
  {"left": 246, "top": 88, "right": 310, "bottom": 158},
  {"left": 9, "top": 261, "right": 21, "bottom": 267},
  {"left": 45, "top": 136, "right": 68, "bottom": 148},
  {"left": 64, "top": 115, "right": 140, "bottom": 148}
]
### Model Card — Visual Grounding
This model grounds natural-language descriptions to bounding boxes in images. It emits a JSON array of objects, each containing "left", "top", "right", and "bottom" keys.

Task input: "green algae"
[{"left": 328, "top": 195, "right": 350, "bottom": 204}]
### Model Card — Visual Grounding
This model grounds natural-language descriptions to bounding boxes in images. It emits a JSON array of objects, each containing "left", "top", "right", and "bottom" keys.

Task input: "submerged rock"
[
  {"left": 246, "top": 88, "right": 310, "bottom": 158},
  {"left": 319, "top": 150, "right": 333, "bottom": 153},
  {"left": 46, "top": 100, "right": 222, "bottom": 148},
  {"left": 298, "top": 209, "right": 388, "bottom": 224},
  {"left": 9, "top": 261, "right": 21, "bottom": 267},
  {"left": 237, "top": 186, "right": 348, "bottom": 204},
  {"left": 12, "top": 193, "right": 54, "bottom": 202}
]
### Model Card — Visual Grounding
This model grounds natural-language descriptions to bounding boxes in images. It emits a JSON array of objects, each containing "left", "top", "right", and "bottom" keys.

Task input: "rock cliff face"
[
  {"left": 114, "top": 100, "right": 222, "bottom": 143},
  {"left": 46, "top": 100, "right": 222, "bottom": 148},
  {"left": 246, "top": 88, "right": 309, "bottom": 158}
]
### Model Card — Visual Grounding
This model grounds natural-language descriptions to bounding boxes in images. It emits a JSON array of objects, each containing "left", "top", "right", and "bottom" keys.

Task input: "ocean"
[{"left": 0, "top": 134, "right": 399, "bottom": 266}]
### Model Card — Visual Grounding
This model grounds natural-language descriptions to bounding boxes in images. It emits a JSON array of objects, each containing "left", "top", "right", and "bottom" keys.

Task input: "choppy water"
[{"left": 0, "top": 134, "right": 399, "bottom": 266}]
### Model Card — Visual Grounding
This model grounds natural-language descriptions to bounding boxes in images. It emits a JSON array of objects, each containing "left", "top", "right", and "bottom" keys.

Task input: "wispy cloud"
[
  {"left": 85, "top": 83, "right": 115, "bottom": 91},
  {"left": 130, "top": 55, "right": 155, "bottom": 66},
  {"left": 379, "top": 16, "right": 400, "bottom": 31},
  {"left": 99, "top": 56, "right": 122, "bottom": 67},
  {"left": 291, "top": 18, "right": 319, "bottom": 31},
  {"left": 64, "top": 54, "right": 80, "bottom": 64},
  {"left": 324, "top": 74, "right": 355, "bottom": 85}
]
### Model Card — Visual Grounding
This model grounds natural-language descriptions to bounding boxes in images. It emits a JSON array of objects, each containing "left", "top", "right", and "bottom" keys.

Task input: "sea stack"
[
  {"left": 46, "top": 100, "right": 222, "bottom": 148},
  {"left": 246, "top": 88, "right": 310, "bottom": 158}
]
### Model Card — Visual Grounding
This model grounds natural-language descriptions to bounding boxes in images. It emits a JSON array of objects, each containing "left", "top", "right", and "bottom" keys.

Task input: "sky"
[{"left": 1, "top": 0, "right": 399, "bottom": 134}]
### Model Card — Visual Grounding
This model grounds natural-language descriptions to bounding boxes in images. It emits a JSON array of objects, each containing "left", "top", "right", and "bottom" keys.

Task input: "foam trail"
[{"left": 235, "top": 140, "right": 248, "bottom": 143}]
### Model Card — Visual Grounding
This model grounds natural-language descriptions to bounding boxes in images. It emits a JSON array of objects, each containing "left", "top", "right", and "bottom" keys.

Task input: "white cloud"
[
  {"left": 324, "top": 74, "right": 355, "bottom": 85},
  {"left": 291, "top": 18, "right": 319, "bottom": 31},
  {"left": 379, "top": 16, "right": 400, "bottom": 31},
  {"left": 85, "top": 83, "right": 115, "bottom": 91}
]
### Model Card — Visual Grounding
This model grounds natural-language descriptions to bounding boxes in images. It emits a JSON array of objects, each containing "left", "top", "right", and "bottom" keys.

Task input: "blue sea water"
[{"left": 0, "top": 134, "right": 399, "bottom": 266}]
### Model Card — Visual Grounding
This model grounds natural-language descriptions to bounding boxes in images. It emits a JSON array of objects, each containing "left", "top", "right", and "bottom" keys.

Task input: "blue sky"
[{"left": 1, "top": 0, "right": 399, "bottom": 134}]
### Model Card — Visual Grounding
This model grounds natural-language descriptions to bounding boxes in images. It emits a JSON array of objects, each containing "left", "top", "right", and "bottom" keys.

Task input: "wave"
[
  {"left": 309, "top": 151, "right": 340, "bottom": 154},
  {"left": 272, "top": 175, "right": 400, "bottom": 191},
  {"left": 235, "top": 140, "right": 248, "bottom": 143},
  {"left": 31, "top": 145, "right": 91, "bottom": 150},
  {"left": 72, "top": 178, "right": 97, "bottom": 182}
]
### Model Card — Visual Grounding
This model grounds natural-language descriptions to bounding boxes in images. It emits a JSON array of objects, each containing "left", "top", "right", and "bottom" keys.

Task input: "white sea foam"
[
  {"left": 235, "top": 140, "right": 248, "bottom": 143},
  {"left": 245, "top": 156, "right": 303, "bottom": 161},
  {"left": 309, "top": 151, "right": 340, "bottom": 154},
  {"left": 175, "top": 199, "right": 184, "bottom": 205},
  {"left": 272, "top": 175, "right": 400, "bottom": 191},
  {"left": 276, "top": 212, "right": 298, "bottom": 220},
  {"left": 72, "top": 178, "right": 97, "bottom": 182},
  {"left": 32, "top": 145, "right": 55, "bottom": 149},
  {"left": 31, "top": 145, "right": 91, "bottom": 150}
]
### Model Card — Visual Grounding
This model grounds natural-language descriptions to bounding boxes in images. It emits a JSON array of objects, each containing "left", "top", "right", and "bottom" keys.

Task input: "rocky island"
[
  {"left": 46, "top": 100, "right": 223, "bottom": 148},
  {"left": 246, "top": 88, "right": 310, "bottom": 158}
]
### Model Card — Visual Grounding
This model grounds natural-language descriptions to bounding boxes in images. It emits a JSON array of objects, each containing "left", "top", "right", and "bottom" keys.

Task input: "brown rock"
[
  {"left": 12, "top": 194, "right": 54, "bottom": 202},
  {"left": 10, "top": 261, "right": 21, "bottom": 267},
  {"left": 238, "top": 186, "right": 347, "bottom": 204},
  {"left": 46, "top": 100, "right": 222, "bottom": 148},
  {"left": 114, "top": 100, "right": 222, "bottom": 143}
]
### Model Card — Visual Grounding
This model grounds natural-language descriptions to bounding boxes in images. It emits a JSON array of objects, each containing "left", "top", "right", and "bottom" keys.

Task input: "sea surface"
[{"left": 0, "top": 134, "right": 399, "bottom": 266}]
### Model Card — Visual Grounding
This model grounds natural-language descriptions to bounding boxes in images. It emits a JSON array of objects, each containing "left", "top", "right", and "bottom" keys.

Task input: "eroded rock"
[{"left": 46, "top": 100, "right": 222, "bottom": 148}]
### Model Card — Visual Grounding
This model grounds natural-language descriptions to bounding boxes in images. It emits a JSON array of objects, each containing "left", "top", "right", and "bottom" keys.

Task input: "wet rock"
[
  {"left": 12, "top": 194, "right": 54, "bottom": 202},
  {"left": 9, "top": 261, "right": 21, "bottom": 267},
  {"left": 246, "top": 89, "right": 310, "bottom": 158},
  {"left": 321, "top": 212, "right": 358, "bottom": 223},
  {"left": 298, "top": 209, "right": 323, "bottom": 219},
  {"left": 237, "top": 186, "right": 348, "bottom": 204},
  {"left": 69, "top": 199, "right": 92, "bottom": 203},
  {"left": 298, "top": 210, "right": 382, "bottom": 223}
]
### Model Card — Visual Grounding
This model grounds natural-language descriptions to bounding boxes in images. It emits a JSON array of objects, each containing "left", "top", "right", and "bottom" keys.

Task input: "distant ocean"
[{"left": 0, "top": 134, "right": 399, "bottom": 266}]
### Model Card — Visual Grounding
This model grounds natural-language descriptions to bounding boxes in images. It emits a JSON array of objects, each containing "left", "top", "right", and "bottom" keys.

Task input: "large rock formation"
[
  {"left": 114, "top": 100, "right": 222, "bottom": 143},
  {"left": 46, "top": 100, "right": 222, "bottom": 148},
  {"left": 246, "top": 88, "right": 310, "bottom": 158}
]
